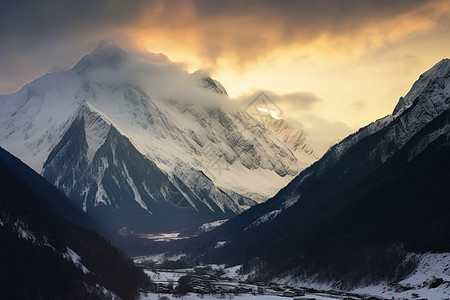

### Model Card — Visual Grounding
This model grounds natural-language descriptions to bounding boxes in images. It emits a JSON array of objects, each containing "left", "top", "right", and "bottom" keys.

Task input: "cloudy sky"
[{"left": 1, "top": 0, "right": 450, "bottom": 144}]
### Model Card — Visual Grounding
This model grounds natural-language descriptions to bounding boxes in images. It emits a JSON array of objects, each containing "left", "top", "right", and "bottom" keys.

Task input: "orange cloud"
[
  {"left": 122, "top": 0, "right": 450, "bottom": 70},
  {"left": 1, "top": 0, "right": 449, "bottom": 97}
]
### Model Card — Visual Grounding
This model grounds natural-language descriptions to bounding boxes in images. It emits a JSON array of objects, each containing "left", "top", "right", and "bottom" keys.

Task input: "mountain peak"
[
  {"left": 393, "top": 58, "right": 450, "bottom": 115},
  {"left": 192, "top": 71, "right": 228, "bottom": 96},
  {"left": 430, "top": 58, "right": 450, "bottom": 74},
  {"left": 72, "top": 41, "right": 128, "bottom": 75},
  {"left": 200, "top": 77, "right": 228, "bottom": 96}
]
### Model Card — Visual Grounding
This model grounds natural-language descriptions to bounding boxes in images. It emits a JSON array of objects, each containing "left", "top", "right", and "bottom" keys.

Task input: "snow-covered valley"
[{"left": 135, "top": 251, "right": 450, "bottom": 300}]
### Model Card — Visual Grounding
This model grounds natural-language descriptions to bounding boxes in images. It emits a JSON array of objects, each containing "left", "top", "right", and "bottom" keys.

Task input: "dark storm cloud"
[
  {"left": 0, "top": 0, "right": 448, "bottom": 93},
  {"left": 0, "top": 0, "right": 445, "bottom": 50},
  {"left": 0, "top": 0, "right": 146, "bottom": 92},
  {"left": 191, "top": 0, "right": 443, "bottom": 40},
  {"left": 193, "top": 0, "right": 429, "bottom": 23},
  {"left": 186, "top": 0, "right": 448, "bottom": 63},
  {"left": 0, "top": 0, "right": 138, "bottom": 37}
]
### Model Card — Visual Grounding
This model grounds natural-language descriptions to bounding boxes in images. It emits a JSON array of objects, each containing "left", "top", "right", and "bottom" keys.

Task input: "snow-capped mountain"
[
  {"left": 196, "top": 72, "right": 228, "bottom": 96},
  {"left": 0, "top": 42, "right": 307, "bottom": 233},
  {"left": 260, "top": 114, "right": 319, "bottom": 168},
  {"left": 185, "top": 58, "right": 450, "bottom": 288},
  {"left": 393, "top": 58, "right": 450, "bottom": 115}
]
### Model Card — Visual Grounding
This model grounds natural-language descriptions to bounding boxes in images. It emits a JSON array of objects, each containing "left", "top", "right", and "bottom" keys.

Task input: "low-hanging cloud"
[
  {"left": 236, "top": 90, "right": 321, "bottom": 117},
  {"left": 287, "top": 113, "right": 354, "bottom": 150},
  {"left": 234, "top": 88, "right": 352, "bottom": 147},
  {"left": 276, "top": 92, "right": 321, "bottom": 111},
  {"left": 84, "top": 43, "right": 230, "bottom": 109}
]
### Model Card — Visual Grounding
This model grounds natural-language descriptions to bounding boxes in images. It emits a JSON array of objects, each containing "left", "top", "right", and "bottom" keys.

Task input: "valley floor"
[
  {"left": 134, "top": 251, "right": 450, "bottom": 300},
  {"left": 138, "top": 267, "right": 357, "bottom": 300},
  {"left": 139, "top": 293, "right": 345, "bottom": 300}
]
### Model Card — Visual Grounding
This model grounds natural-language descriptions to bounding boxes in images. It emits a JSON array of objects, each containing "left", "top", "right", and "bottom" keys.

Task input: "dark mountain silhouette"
[{"left": 0, "top": 146, "right": 150, "bottom": 299}]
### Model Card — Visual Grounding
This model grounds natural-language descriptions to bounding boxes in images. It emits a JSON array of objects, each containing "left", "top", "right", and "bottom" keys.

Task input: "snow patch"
[
  {"left": 122, "top": 162, "right": 151, "bottom": 213},
  {"left": 215, "top": 241, "right": 230, "bottom": 249},
  {"left": 245, "top": 210, "right": 282, "bottom": 230},
  {"left": 88, "top": 284, "right": 120, "bottom": 300},
  {"left": 283, "top": 194, "right": 300, "bottom": 209},
  {"left": 94, "top": 182, "right": 110, "bottom": 206},
  {"left": 199, "top": 219, "right": 228, "bottom": 233},
  {"left": 133, "top": 252, "right": 187, "bottom": 265},
  {"left": 93, "top": 154, "right": 111, "bottom": 207},
  {"left": 81, "top": 186, "right": 90, "bottom": 212},
  {"left": 12, "top": 220, "right": 37, "bottom": 242},
  {"left": 82, "top": 103, "right": 111, "bottom": 163},
  {"left": 64, "top": 247, "right": 89, "bottom": 274}
]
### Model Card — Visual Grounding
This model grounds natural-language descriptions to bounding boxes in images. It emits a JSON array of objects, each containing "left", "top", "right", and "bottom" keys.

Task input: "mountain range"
[
  {"left": 2, "top": 40, "right": 448, "bottom": 298},
  {"left": 0, "top": 42, "right": 318, "bottom": 234}
]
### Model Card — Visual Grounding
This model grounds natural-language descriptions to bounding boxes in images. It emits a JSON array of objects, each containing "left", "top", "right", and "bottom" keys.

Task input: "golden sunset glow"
[{"left": 1, "top": 0, "right": 450, "bottom": 142}]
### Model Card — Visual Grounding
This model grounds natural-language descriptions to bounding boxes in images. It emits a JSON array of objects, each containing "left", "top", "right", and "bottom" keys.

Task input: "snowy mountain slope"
[
  {"left": 393, "top": 58, "right": 450, "bottom": 115},
  {"left": 199, "top": 76, "right": 229, "bottom": 96},
  {"left": 133, "top": 95, "right": 301, "bottom": 203},
  {"left": 41, "top": 102, "right": 237, "bottom": 232},
  {"left": 260, "top": 114, "right": 319, "bottom": 167},
  {"left": 296, "top": 57, "right": 450, "bottom": 180},
  {"left": 273, "top": 252, "right": 450, "bottom": 300},
  {"left": 0, "top": 69, "right": 84, "bottom": 172},
  {"left": 0, "top": 42, "right": 307, "bottom": 232},
  {"left": 183, "top": 58, "right": 450, "bottom": 288}
]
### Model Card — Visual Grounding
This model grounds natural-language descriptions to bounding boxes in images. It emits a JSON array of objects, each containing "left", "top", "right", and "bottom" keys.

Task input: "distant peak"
[
  {"left": 201, "top": 77, "right": 228, "bottom": 96},
  {"left": 72, "top": 41, "right": 128, "bottom": 75},
  {"left": 435, "top": 58, "right": 450, "bottom": 66},
  {"left": 393, "top": 58, "right": 450, "bottom": 115},
  {"left": 91, "top": 40, "right": 125, "bottom": 55},
  {"left": 192, "top": 71, "right": 228, "bottom": 96},
  {"left": 421, "top": 58, "right": 450, "bottom": 79}
]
